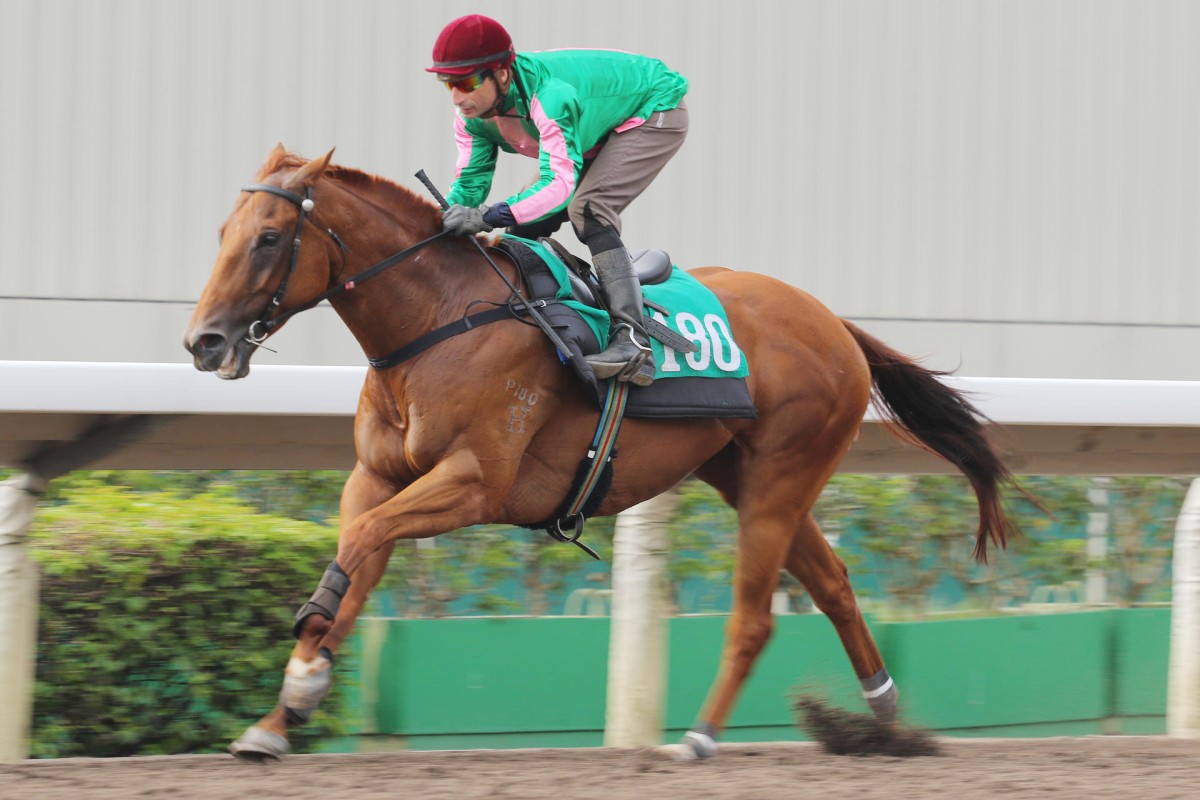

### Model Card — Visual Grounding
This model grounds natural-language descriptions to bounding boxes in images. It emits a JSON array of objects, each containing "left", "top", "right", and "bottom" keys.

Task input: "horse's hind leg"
[
  {"left": 229, "top": 466, "right": 396, "bottom": 761},
  {"left": 678, "top": 467, "right": 827, "bottom": 759},
  {"left": 784, "top": 513, "right": 897, "bottom": 720},
  {"left": 677, "top": 501, "right": 894, "bottom": 761}
]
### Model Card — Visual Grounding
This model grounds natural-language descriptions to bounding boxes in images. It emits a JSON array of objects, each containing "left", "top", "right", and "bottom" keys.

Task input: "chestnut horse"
[{"left": 184, "top": 146, "right": 1016, "bottom": 761}]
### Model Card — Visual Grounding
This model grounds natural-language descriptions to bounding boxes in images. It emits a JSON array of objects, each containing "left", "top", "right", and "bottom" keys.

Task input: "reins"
[
  {"left": 239, "top": 178, "right": 576, "bottom": 373},
  {"left": 413, "top": 170, "right": 577, "bottom": 368}
]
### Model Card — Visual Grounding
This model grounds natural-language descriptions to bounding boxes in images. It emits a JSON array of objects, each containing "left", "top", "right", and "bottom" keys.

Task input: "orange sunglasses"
[{"left": 440, "top": 70, "right": 490, "bottom": 93}]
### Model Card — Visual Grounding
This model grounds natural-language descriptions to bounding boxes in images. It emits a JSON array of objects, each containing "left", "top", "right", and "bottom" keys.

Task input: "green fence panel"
[
  {"left": 359, "top": 617, "right": 610, "bottom": 736},
  {"left": 1112, "top": 607, "right": 1170, "bottom": 733},
  {"left": 664, "top": 614, "right": 870, "bottom": 738},
  {"left": 882, "top": 611, "right": 1111, "bottom": 732},
  {"left": 354, "top": 609, "right": 1172, "bottom": 747}
]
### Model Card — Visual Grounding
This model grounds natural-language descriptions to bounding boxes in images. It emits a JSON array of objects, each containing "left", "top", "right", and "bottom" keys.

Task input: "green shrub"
[{"left": 27, "top": 479, "right": 349, "bottom": 757}]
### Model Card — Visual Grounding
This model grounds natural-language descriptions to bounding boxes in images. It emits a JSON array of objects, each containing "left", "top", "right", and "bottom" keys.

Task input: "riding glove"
[
  {"left": 482, "top": 202, "right": 516, "bottom": 228},
  {"left": 442, "top": 204, "right": 493, "bottom": 236}
]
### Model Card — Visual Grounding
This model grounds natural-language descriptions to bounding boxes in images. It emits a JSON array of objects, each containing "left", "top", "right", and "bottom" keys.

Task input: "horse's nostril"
[
  {"left": 184, "top": 328, "right": 235, "bottom": 373},
  {"left": 196, "top": 333, "right": 225, "bottom": 354},
  {"left": 186, "top": 331, "right": 228, "bottom": 361}
]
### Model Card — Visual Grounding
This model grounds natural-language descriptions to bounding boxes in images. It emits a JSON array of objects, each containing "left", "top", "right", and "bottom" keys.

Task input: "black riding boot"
[{"left": 585, "top": 247, "right": 656, "bottom": 386}]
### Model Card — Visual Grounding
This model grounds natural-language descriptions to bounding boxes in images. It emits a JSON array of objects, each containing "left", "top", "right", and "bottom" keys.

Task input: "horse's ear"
[
  {"left": 254, "top": 143, "right": 291, "bottom": 180},
  {"left": 283, "top": 148, "right": 336, "bottom": 192}
]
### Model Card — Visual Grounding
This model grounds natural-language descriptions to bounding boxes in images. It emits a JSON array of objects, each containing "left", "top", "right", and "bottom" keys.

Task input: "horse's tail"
[{"left": 841, "top": 319, "right": 1018, "bottom": 563}]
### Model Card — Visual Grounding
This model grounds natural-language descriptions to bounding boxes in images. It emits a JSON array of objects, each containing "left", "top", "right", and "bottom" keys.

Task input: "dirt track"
[{"left": 3, "top": 737, "right": 1200, "bottom": 799}]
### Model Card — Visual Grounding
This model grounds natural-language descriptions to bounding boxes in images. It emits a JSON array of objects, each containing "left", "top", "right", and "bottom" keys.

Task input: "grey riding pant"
[{"left": 567, "top": 99, "right": 689, "bottom": 238}]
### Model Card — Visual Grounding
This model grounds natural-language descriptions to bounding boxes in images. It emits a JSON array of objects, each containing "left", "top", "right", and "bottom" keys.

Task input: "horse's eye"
[{"left": 256, "top": 231, "right": 281, "bottom": 250}]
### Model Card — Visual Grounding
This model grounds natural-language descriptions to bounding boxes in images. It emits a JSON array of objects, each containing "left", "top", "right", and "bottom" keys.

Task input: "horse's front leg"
[
  {"left": 229, "top": 453, "right": 494, "bottom": 760},
  {"left": 229, "top": 464, "right": 396, "bottom": 760}
]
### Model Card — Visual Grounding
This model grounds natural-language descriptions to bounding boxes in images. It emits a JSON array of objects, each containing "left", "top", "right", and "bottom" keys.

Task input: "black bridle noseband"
[{"left": 239, "top": 182, "right": 448, "bottom": 346}]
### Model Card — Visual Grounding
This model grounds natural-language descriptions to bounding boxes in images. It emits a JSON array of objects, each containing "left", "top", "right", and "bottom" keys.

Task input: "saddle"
[
  {"left": 497, "top": 237, "right": 697, "bottom": 357},
  {"left": 531, "top": 237, "right": 674, "bottom": 307}
]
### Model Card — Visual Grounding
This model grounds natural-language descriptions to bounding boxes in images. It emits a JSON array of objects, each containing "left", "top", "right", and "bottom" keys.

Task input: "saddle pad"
[
  {"left": 641, "top": 266, "right": 750, "bottom": 380},
  {"left": 510, "top": 235, "right": 751, "bottom": 381},
  {"left": 501, "top": 235, "right": 757, "bottom": 420}
]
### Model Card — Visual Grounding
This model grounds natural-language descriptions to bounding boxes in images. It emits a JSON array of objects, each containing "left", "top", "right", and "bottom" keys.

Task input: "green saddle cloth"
[{"left": 517, "top": 237, "right": 750, "bottom": 381}]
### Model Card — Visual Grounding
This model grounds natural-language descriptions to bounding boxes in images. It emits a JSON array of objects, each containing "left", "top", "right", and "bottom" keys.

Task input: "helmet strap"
[
  {"left": 480, "top": 69, "right": 514, "bottom": 119},
  {"left": 509, "top": 67, "right": 533, "bottom": 123}
]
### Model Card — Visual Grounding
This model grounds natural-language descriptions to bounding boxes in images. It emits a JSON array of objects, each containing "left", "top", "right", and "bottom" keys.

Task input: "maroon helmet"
[{"left": 426, "top": 15, "right": 516, "bottom": 76}]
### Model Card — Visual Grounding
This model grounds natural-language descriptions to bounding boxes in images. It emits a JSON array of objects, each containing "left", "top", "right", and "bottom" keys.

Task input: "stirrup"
[
  {"left": 612, "top": 324, "right": 654, "bottom": 386},
  {"left": 587, "top": 325, "right": 655, "bottom": 385},
  {"left": 615, "top": 351, "right": 655, "bottom": 386},
  {"left": 593, "top": 323, "right": 652, "bottom": 360}
]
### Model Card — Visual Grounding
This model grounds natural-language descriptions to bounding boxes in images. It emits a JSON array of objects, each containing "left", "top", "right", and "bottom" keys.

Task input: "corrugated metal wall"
[{"left": 1, "top": 0, "right": 1197, "bottom": 377}]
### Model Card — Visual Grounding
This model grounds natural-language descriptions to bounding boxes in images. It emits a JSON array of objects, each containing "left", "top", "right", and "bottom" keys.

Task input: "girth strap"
[{"left": 544, "top": 378, "right": 631, "bottom": 558}]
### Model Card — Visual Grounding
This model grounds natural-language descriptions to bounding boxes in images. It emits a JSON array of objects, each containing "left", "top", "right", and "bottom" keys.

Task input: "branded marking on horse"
[{"left": 505, "top": 379, "right": 539, "bottom": 433}]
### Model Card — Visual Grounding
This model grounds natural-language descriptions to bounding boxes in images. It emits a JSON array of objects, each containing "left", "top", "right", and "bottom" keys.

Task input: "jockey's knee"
[{"left": 570, "top": 202, "right": 623, "bottom": 256}]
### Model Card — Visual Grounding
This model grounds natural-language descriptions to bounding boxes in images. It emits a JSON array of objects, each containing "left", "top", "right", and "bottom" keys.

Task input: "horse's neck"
[{"left": 322, "top": 206, "right": 499, "bottom": 364}]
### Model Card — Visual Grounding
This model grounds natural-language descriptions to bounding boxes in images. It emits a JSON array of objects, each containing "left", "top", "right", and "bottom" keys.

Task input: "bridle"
[
  {"left": 238, "top": 176, "right": 575, "bottom": 373},
  {"left": 238, "top": 182, "right": 448, "bottom": 346}
]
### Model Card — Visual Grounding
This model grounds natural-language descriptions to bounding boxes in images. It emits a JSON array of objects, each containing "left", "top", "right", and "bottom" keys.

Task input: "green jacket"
[{"left": 445, "top": 49, "right": 688, "bottom": 224}]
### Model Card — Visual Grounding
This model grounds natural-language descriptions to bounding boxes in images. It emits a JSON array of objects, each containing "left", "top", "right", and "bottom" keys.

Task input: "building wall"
[{"left": 2, "top": 0, "right": 1197, "bottom": 378}]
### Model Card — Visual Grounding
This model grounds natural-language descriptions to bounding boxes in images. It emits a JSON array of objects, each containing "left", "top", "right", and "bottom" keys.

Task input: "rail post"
[
  {"left": 1168, "top": 477, "right": 1200, "bottom": 738},
  {"left": 604, "top": 487, "right": 680, "bottom": 747},
  {"left": 0, "top": 471, "right": 44, "bottom": 761}
]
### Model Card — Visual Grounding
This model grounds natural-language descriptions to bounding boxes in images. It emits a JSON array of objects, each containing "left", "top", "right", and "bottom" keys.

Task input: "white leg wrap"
[
  {"left": 683, "top": 729, "right": 718, "bottom": 759},
  {"left": 861, "top": 668, "right": 899, "bottom": 720},
  {"left": 280, "top": 649, "right": 333, "bottom": 724},
  {"left": 862, "top": 676, "right": 894, "bottom": 699}
]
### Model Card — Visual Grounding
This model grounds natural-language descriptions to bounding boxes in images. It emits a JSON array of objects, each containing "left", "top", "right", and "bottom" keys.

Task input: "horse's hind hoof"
[
  {"left": 658, "top": 743, "right": 702, "bottom": 762},
  {"left": 228, "top": 726, "right": 290, "bottom": 762},
  {"left": 658, "top": 727, "right": 719, "bottom": 762}
]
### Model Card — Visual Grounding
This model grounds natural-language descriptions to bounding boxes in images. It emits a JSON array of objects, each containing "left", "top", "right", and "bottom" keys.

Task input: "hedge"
[{"left": 26, "top": 480, "right": 350, "bottom": 758}]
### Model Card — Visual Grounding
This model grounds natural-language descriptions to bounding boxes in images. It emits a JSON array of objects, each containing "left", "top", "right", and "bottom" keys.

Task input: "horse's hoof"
[
  {"left": 228, "top": 726, "right": 290, "bottom": 762},
  {"left": 660, "top": 730, "right": 719, "bottom": 762},
  {"left": 659, "top": 743, "right": 702, "bottom": 761}
]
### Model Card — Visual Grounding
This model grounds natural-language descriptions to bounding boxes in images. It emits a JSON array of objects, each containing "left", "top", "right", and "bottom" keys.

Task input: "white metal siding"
[{"left": 1, "top": 0, "right": 1197, "bottom": 376}]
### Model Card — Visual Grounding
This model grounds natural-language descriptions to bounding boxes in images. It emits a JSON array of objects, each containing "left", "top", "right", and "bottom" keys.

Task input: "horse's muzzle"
[
  {"left": 184, "top": 329, "right": 229, "bottom": 372},
  {"left": 183, "top": 328, "right": 253, "bottom": 379}
]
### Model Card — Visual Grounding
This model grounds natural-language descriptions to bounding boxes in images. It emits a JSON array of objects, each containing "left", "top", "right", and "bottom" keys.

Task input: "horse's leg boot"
[
  {"left": 584, "top": 248, "right": 656, "bottom": 386},
  {"left": 862, "top": 667, "right": 899, "bottom": 721},
  {"left": 292, "top": 560, "right": 351, "bottom": 638},
  {"left": 281, "top": 646, "right": 335, "bottom": 725},
  {"left": 663, "top": 721, "right": 718, "bottom": 761}
]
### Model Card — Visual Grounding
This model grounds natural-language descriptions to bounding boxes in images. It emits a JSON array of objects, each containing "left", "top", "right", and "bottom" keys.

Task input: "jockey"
[{"left": 428, "top": 14, "right": 689, "bottom": 387}]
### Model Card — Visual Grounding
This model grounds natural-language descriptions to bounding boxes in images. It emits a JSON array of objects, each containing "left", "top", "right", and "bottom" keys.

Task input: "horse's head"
[{"left": 184, "top": 145, "right": 339, "bottom": 379}]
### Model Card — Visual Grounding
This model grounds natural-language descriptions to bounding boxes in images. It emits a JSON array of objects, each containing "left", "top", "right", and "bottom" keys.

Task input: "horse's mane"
[{"left": 259, "top": 149, "right": 443, "bottom": 231}]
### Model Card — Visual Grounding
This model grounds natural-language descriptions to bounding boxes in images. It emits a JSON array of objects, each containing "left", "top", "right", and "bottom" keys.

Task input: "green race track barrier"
[{"left": 338, "top": 608, "right": 1168, "bottom": 751}]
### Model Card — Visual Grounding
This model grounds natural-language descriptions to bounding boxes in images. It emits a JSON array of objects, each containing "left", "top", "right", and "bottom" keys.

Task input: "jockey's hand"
[{"left": 442, "top": 204, "right": 493, "bottom": 236}]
